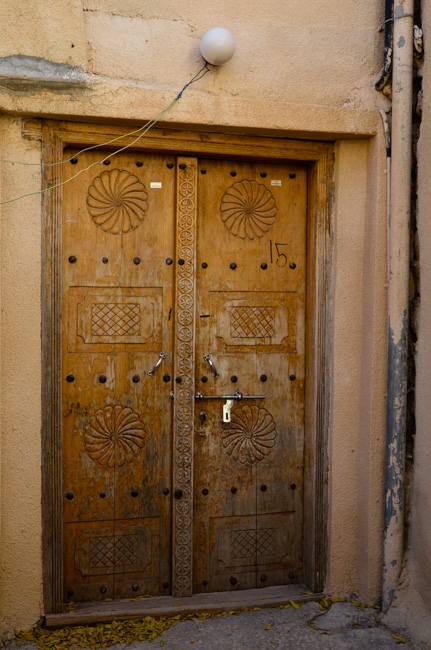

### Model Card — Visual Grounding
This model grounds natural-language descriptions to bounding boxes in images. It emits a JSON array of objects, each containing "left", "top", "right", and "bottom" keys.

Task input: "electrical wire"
[{"left": 0, "top": 62, "right": 211, "bottom": 205}]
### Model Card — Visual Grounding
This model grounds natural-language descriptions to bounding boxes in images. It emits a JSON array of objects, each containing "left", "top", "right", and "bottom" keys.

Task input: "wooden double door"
[{"left": 62, "top": 150, "right": 306, "bottom": 603}]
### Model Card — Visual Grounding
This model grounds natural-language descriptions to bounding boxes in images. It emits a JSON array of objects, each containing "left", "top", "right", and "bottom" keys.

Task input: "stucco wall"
[
  {"left": 0, "top": 118, "right": 43, "bottom": 635},
  {"left": 0, "top": 0, "right": 390, "bottom": 637}
]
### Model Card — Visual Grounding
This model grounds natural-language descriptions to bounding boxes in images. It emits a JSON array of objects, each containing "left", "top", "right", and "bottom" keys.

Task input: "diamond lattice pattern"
[
  {"left": 92, "top": 303, "right": 140, "bottom": 336},
  {"left": 231, "top": 528, "right": 276, "bottom": 560},
  {"left": 89, "top": 534, "right": 138, "bottom": 568},
  {"left": 230, "top": 307, "right": 275, "bottom": 338}
]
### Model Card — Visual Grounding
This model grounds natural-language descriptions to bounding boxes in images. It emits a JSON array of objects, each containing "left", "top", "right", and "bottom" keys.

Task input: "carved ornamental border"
[{"left": 172, "top": 158, "right": 197, "bottom": 596}]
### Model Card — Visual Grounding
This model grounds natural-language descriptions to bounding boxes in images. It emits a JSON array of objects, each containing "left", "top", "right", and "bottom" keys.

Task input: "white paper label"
[
  {"left": 271, "top": 180, "right": 282, "bottom": 186},
  {"left": 150, "top": 182, "right": 162, "bottom": 189}
]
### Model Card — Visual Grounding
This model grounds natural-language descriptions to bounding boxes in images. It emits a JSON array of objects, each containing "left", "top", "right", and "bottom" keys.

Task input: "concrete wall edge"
[{"left": 0, "top": 88, "right": 381, "bottom": 141}]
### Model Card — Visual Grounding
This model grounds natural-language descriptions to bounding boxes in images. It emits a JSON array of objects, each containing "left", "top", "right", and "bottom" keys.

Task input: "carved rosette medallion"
[
  {"left": 87, "top": 169, "right": 149, "bottom": 234},
  {"left": 220, "top": 180, "right": 277, "bottom": 240},
  {"left": 172, "top": 159, "right": 197, "bottom": 596},
  {"left": 84, "top": 405, "right": 146, "bottom": 467},
  {"left": 222, "top": 405, "right": 278, "bottom": 464}
]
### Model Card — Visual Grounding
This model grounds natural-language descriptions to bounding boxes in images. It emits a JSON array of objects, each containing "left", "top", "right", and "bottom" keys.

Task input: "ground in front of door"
[{"left": 6, "top": 600, "right": 428, "bottom": 649}]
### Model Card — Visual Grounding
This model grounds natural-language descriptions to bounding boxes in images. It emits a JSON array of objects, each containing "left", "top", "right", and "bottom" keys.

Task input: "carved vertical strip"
[{"left": 172, "top": 158, "right": 197, "bottom": 597}]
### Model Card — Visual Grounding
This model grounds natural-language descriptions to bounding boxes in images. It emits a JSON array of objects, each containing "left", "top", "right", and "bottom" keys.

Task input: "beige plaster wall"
[
  {"left": 0, "top": 118, "right": 43, "bottom": 636},
  {"left": 0, "top": 0, "right": 390, "bottom": 637},
  {"left": 328, "top": 137, "right": 387, "bottom": 600}
]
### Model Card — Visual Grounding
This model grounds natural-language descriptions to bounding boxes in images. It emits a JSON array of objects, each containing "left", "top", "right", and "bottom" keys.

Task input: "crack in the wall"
[
  {"left": 82, "top": 8, "right": 197, "bottom": 31},
  {"left": 404, "top": 0, "right": 423, "bottom": 551}
]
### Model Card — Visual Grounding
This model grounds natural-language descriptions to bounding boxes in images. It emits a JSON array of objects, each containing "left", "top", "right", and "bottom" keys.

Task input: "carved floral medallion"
[
  {"left": 87, "top": 169, "right": 149, "bottom": 234},
  {"left": 84, "top": 405, "right": 146, "bottom": 467},
  {"left": 220, "top": 180, "right": 277, "bottom": 240},
  {"left": 222, "top": 405, "right": 278, "bottom": 464}
]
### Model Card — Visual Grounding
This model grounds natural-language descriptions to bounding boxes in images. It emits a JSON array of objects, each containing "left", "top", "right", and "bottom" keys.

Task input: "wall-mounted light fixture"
[{"left": 200, "top": 27, "right": 236, "bottom": 65}]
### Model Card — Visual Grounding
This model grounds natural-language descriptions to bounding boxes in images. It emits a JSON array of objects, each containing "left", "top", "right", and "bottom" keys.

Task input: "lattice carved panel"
[
  {"left": 70, "top": 519, "right": 159, "bottom": 578},
  {"left": 231, "top": 529, "right": 276, "bottom": 560},
  {"left": 89, "top": 534, "right": 138, "bottom": 568},
  {"left": 211, "top": 291, "right": 297, "bottom": 352},
  {"left": 210, "top": 513, "right": 295, "bottom": 574},
  {"left": 230, "top": 306, "right": 276, "bottom": 338},
  {"left": 92, "top": 304, "right": 140, "bottom": 337},
  {"left": 67, "top": 286, "right": 162, "bottom": 351}
]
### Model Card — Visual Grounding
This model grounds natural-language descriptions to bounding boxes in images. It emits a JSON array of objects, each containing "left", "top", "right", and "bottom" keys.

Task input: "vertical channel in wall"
[{"left": 404, "top": 0, "right": 423, "bottom": 550}]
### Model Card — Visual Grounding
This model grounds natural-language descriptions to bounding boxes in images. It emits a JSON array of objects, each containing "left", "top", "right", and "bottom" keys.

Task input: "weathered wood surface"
[
  {"left": 193, "top": 159, "right": 306, "bottom": 593},
  {"left": 62, "top": 151, "right": 175, "bottom": 602},
  {"left": 46, "top": 585, "right": 322, "bottom": 627}
]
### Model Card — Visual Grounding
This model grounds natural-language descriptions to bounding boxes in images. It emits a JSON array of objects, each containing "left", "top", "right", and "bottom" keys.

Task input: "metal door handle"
[
  {"left": 195, "top": 390, "right": 265, "bottom": 400},
  {"left": 148, "top": 352, "right": 166, "bottom": 377},
  {"left": 204, "top": 354, "right": 219, "bottom": 379}
]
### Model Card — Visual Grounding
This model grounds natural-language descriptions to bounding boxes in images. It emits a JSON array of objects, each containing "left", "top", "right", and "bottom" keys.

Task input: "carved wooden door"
[
  {"left": 61, "top": 151, "right": 305, "bottom": 604},
  {"left": 192, "top": 159, "right": 306, "bottom": 593},
  {"left": 62, "top": 151, "right": 176, "bottom": 603}
]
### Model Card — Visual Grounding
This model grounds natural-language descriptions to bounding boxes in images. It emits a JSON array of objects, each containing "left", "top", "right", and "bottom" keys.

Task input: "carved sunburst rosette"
[
  {"left": 84, "top": 405, "right": 146, "bottom": 467},
  {"left": 220, "top": 180, "right": 277, "bottom": 240},
  {"left": 222, "top": 405, "right": 278, "bottom": 464},
  {"left": 87, "top": 169, "right": 149, "bottom": 234}
]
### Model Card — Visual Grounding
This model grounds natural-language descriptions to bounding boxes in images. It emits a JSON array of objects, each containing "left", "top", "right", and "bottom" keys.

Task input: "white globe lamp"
[{"left": 200, "top": 27, "right": 236, "bottom": 65}]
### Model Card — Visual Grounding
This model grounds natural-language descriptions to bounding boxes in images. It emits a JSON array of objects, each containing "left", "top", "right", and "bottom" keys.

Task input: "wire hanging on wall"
[{"left": 0, "top": 62, "right": 211, "bottom": 206}]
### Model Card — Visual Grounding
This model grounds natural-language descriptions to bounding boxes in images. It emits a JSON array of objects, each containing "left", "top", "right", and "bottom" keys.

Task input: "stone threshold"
[{"left": 46, "top": 584, "right": 323, "bottom": 628}]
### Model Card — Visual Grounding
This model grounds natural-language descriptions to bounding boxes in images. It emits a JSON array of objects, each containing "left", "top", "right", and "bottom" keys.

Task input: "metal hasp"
[
  {"left": 203, "top": 353, "right": 220, "bottom": 378},
  {"left": 147, "top": 352, "right": 166, "bottom": 377},
  {"left": 195, "top": 391, "right": 265, "bottom": 424},
  {"left": 195, "top": 390, "right": 265, "bottom": 401}
]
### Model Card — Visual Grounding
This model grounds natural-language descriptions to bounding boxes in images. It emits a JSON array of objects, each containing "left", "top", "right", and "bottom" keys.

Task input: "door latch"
[
  {"left": 204, "top": 354, "right": 219, "bottom": 379},
  {"left": 223, "top": 399, "right": 234, "bottom": 423},
  {"left": 148, "top": 352, "right": 166, "bottom": 377},
  {"left": 195, "top": 391, "right": 265, "bottom": 423}
]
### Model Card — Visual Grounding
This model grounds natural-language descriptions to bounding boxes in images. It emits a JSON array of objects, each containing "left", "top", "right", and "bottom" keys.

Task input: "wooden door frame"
[{"left": 32, "top": 119, "right": 333, "bottom": 613}]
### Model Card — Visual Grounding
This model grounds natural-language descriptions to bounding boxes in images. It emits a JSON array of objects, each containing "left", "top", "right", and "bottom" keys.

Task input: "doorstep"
[{"left": 45, "top": 584, "right": 323, "bottom": 628}]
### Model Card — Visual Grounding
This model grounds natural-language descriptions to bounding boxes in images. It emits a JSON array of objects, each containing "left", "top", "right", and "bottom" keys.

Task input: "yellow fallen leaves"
[
  {"left": 318, "top": 598, "right": 331, "bottom": 611},
  {"left": 15, "top": 612, "right": 223, "bottom": 650},
  {"left": 264, "top": 624, "right": 272, "bottom": 630},
  {"left": 329, "top": 597, "right": 346, "bottom": 604},
  {"left": 392, "top": 635, "right": 408, "bottom": 644},
  {"left": 289, "top": 600, "right": 301, "bottom": 609},
  {"left": 350, "top": 599, "right": 366, "bottom": 609}
]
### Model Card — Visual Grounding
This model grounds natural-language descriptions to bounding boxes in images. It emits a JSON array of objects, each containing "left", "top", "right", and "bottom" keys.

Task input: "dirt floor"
[{"left": 4, "top": 599, "right": 430, "bottom": 649}]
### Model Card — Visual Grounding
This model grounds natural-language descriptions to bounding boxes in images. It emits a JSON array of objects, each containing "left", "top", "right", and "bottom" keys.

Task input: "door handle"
[
  {"left": 195, "top": 390, "right": 265, "bottom": 400},
  {"left": 148, "top": 352, "right": 166, "bottom": 377},
  {"left": 204, "top": 354, "right": 219, "bottom": 379}
]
